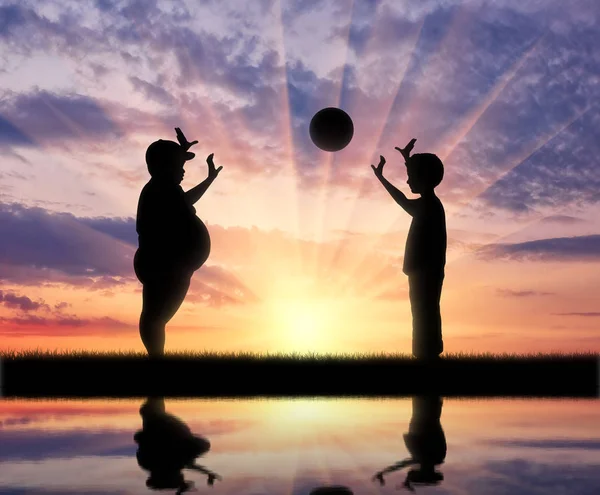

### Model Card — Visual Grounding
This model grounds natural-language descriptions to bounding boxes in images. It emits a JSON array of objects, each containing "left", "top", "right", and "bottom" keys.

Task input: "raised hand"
[
  {"left": 206, "top": 153, "right": 223, "bottom": 180},
  {"left": 371, "top": 155, "right": 386, "bottom": 178},
  {"left": 372, "top": 473, "right": 385, "bottom": 486},
  {"left": 402, "top": 479, "right": 416, "bottom": 492},
  {"left": 175, "top": 127, "right": 199, "bottom": 151},
  {"left": 207, "top": 473, "right": 223, "bottom": 486},
  {"left": 395, "top": 138, "right": 417, "bottom": 163}
]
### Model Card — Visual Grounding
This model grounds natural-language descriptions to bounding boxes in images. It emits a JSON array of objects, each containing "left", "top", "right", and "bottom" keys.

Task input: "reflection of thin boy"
[
  {"left": 372, "top": 396, "right": 446, "bottom": 491},
  {"left": 372, "top": 139, "right": 446, "bottom": 360},
  {"left": 134, "top": 128, "right": 223, "bottom": 357}
]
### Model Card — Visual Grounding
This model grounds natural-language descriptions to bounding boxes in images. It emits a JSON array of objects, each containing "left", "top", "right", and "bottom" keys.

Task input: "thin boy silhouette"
[
  {"left": 372, "top": 139, "right": 446, "bottom": 360},
  {"left": 134, "top": 127, "right": 223, "bottom": 357}
]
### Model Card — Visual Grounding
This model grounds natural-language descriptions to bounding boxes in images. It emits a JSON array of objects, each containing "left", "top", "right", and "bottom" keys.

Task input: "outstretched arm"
[
  {"left": 372, "top": 156, "right": 418, "bottom": 216},
  {"left": 184, "top": 153, "right": 223, "bottom": 205},
  {"left": 188, "top": 463, "right": 222, "bottom": 485},
  {"left": 185, "top": 176, "right": 216, "bottom": 206},
  {"left": 371, "top": 458, "right": 417, "bottom": 485}
]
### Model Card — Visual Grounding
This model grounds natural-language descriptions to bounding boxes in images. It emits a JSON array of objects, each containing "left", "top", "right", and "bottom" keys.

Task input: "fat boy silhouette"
[
  {"left": 134, "top": 128, "right": 223, "bottom": 357},
  {"left": 372, "top": 139, "right": 447, "bottom": 360},
  {"left": 134, "top": 396, "right": 222, "bottom": 493}
]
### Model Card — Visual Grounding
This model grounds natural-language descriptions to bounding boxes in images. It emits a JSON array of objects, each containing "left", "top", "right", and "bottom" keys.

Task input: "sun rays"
[
  {"left": 435, "top": 34, "right": 546, "bottom": 164},
  {"left": 1, "top": 0, "right": 598, "bottom": 355},
  {"left": 315, "top": 15, "right": 427, "bottom": 285},
  {"left": 291, "top": 5, "right": 594, "bottom": 312}
]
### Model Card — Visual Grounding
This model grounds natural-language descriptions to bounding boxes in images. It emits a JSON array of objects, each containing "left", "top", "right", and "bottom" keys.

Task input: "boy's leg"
[
  {"left": 408, "top": 275, "right": 424, "bottom": 358},
  {"left": 409, "top": 273, "right": 444, "bottom": 359},
  {"left": 433, "top": 273, "right": 444, "bottom": 355},
  {"left": 139, "top": 271, "right": 192, "bottom": 357},
  {"left": 139, "top": 307, "right": 164, "bottom": 356}
]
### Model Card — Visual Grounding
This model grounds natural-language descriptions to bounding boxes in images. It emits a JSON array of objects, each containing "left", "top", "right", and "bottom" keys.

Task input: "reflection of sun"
[
  {"left": 267, "top": 298, "right": 338, "bottom": 353},
  {"left": 259, "top": 398, "right": 357, "bottom": 433}
]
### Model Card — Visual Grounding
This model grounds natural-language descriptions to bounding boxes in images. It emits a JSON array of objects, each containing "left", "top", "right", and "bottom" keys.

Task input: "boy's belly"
[
  {"left": 134, "top": 219, "right": 211, "bottom": 280},
  {"left": 186, "top": 218, "right": 211, "bottom": 270}
]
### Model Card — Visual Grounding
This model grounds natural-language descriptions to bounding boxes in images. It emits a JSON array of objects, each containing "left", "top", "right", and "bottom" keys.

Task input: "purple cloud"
[
  {"left": 478, "top": 234, "right": 600, "bottom": 261},
  {"left": 0, "top": 90, "right": 122, "bottom": 146},
  {"left": 553, "top": 312, "right": 600, "bottom": 317},
  {"left": 0, "top": 315, "right": 135, "bottom": 335},
  {"left": 0, "top": 290, "right": 50, "bottom": 312},
  {"left": 0, "top": 202, "right": 258, "bottom": 307},
  {"left": 497, "top": 289, "right": 554, "bottom": 297},
  {"left": 0, "top": 202, "right": 134, "bottom": 279}
]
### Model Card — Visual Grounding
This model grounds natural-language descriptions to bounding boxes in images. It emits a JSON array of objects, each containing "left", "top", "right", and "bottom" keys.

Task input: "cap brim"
[{"left": 184, "top": 151, "right": 195, "bottom": 160}]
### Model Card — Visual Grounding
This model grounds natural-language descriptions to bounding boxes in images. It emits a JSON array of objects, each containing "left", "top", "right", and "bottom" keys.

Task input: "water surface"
[{"left": 0, "top": 398, "right": 598, "bottom": 494}]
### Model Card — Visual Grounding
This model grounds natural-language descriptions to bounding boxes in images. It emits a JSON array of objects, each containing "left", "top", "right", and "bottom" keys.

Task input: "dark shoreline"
[{"left": 2, "top": 355, "right": 597, "bottom": 398}]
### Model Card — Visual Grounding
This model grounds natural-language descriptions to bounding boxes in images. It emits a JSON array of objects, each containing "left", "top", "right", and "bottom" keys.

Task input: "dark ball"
[{"left": 309, "top": 107, "right": 354, "bottom": 152}]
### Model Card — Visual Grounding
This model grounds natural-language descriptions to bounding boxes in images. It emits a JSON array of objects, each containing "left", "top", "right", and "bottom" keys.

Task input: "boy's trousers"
[{"left": 408, "top": 271, "right": 444, "bottom": 359}]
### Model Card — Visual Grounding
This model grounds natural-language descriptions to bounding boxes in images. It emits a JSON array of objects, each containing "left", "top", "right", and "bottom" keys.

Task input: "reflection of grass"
[{"left": 1, "top": 349, "right": 597, "bottom": 398}]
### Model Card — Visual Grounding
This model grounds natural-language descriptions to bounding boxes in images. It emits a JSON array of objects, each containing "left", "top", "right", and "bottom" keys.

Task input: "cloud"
[
  {"left": 0, "top": 115, "right": 34, "bottom": 146},
  {"left": 465, "top": 458, "right": 600, "bottom": 495},
  {"left": 0, "top": 315, "right": 135, "bottom": 336},
  {"left": 0, "top": 90, "right": 122, "bottom": 146},
  {"left": 189, "top": 264, "right": 261, "bottom": 307},
  {"left": 497, "top": 289, "right": 554, "bottom": 297},
  {"left": 477, "top": 234, "right": 600, "bottom": 261},
  {"left": 452, "top": 35, "right": 600, "bottom": 213},
  {"left": 0, "top": 4, "right": 30, "bottom": 41},
  {"left": 539, "top": 215, "right": 586, "bottom": 224},
  {"left": 0, "top": 290, "right": 50, "bottom": 311},
  {"left": 78, "top": 216, "right": 137, "bottom": 246},
  {"left": 0, "top": 429, "right": 135, "bottom": 461},
  {"left": 1, "top": 0, "right": 596, "bottom": 208},
  {"left": 0, "top": 415, "right": 252, "bottom": 462},
  {"left": 128, "top": 76, "right": 177, "bottom": 106},
  {"left": 491, "top": 439, "right": 600, "bottom": 450},
  {"left": 0, "top": 202, "right": 134, "bottom": 280},
  {"left": 553, "top": 312, "right": 600, "bottom": 317},
  {"left": 0, "top": 202, "right": 261, "bottom": 308}
]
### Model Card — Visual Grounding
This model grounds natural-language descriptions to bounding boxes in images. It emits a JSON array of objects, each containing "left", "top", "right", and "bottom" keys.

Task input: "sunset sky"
[{"left": 0, "top": 0, "right": 599, "bottom": 354}]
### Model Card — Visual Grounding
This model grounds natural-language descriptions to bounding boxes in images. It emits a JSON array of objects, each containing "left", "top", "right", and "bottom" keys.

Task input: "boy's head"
[
  {"left": 146, "top": 139, "right": 195, "bottom": 184},
  {"left": 404, "top": 466, "right": 444, "bottom": 487},
  {"left": 406, "top": 153, "right": 444, "bottom": 194},
  {"left": 146, "top": 471, "right": 189, "bottom": 490}
]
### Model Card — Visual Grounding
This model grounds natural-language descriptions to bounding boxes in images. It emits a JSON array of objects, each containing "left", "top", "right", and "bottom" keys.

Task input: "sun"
[{"left": 268, "top": 298, "right": 337, "bottom": 353}]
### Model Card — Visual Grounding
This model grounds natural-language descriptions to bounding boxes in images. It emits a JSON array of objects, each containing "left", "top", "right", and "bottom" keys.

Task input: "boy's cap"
[{"left": 146, "top": 139, "right": 195, "bottom": 167}]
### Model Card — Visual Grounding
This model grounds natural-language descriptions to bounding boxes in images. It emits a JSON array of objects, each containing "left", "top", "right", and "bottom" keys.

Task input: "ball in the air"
[{"left": 309, "top": 107, "right": 354, "bottom": 152}]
